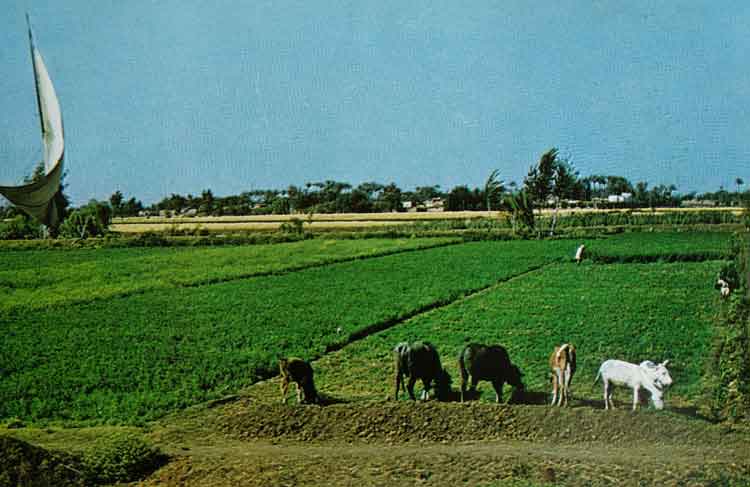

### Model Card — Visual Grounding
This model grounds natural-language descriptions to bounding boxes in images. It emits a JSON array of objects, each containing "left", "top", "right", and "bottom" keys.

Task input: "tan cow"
[{"left": 549, "top": 344, "right": 577, "bottom": 407}]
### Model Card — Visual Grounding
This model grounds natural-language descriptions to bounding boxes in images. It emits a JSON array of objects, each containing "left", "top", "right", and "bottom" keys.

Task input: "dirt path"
[{"left": 137, "top": 400, "right": 750, "bottom": 487}]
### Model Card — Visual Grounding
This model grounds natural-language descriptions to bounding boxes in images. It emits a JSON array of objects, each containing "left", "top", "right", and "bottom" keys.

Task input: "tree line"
[
  {"left": 116, "top": 149, "right": 745, "bottom": 218},
  {"left": 1, "top": 148, "right": 748, "bottom": 238}
]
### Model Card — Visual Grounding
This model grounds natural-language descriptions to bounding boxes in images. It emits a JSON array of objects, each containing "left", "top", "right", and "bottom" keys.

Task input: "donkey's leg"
[{"left": 632, "top": 385, "right": 640, "bottom": 411}]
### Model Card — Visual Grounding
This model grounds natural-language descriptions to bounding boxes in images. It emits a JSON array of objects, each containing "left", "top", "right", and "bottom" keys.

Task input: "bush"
[
  {"left": 0, "top": 436, "right": 84, "bottom": 487},
  {"left": 704, "top": 233, "right": 750, "bottom": 423},
  {"left": 0, "top": 215, "right": 42, "bottom": 239},
  {"left": 81, "top": 433, "right": 167, "bottom": 484},
  {"left": 59, "top": 201, "right": 112, "bottom": 239}
]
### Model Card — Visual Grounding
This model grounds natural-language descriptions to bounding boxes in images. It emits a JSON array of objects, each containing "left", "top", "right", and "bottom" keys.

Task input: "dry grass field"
[{"left": 111, "top": 207, "right": 741, "bottom": 233}]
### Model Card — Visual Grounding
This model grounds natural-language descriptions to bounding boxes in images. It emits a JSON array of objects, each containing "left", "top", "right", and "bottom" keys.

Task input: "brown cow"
[
  {"left": 549, "top": 344, "right": 576, "bottom": 407},
  {"left": 279, "top": 357, "right": 319, "bottom": 404}
]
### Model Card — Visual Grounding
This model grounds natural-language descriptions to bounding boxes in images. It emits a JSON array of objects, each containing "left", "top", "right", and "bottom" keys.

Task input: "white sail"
[{"left": 0, "top": 16, "right": 65, "bottom": 228}]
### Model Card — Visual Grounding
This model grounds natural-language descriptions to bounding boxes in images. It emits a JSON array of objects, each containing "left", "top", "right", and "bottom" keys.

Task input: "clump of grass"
[{"left": 79, "top": 432, "right": 167, "bottom": 484}]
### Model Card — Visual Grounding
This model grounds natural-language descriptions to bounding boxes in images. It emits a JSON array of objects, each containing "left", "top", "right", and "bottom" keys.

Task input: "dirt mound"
[
  {"left": 0, "top": 436, "right": 84, "bottom": 487},
  {"left": 216, "top": 399, "right": 740, "bottom": 447}
]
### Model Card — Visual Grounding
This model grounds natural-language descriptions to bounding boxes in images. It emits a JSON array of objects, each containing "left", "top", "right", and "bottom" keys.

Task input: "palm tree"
[
  {"left": 736, "top": 177, "right": 744, "bottom": 194},
  {"left": 484, "top": 169, "right": 504, "bottom": 211}
]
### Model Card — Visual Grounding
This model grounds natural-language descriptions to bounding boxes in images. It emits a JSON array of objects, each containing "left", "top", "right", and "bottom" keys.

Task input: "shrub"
[
  {"left": 0, "top": 436, "right": 84, "bottom": 487},
  {"left": 0, "top": 215, "right": 42, "bottom": 239},
  {"left": 279, "top": 217, "right": 305, "bottom": 235},
  {"left": 704, "top": 233, "right": 750, "bottom": 422},
  {"left": 81, "top": 433, "right": 166, "bottom": 484},
  {"left": 59, "top": 201, "right": 112, "bottom": 239}
]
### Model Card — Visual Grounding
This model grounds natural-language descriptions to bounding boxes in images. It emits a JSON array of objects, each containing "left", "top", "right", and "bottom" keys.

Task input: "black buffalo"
[
  {"left": 393, "top": 341, "right": 452, "bottom": 401},
  {"left": 459, "top": 343, "right": 525, "bottom": 403}
]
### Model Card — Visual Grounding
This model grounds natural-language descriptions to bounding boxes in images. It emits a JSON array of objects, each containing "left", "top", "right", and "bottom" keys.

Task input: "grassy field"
[
  {"left": 309, "top": 261, "right": 720, "bottom": 404},
  {"left": 110, "top": 207, "right": 744, "bottom": 233},
  {"left": 582, "top": 231, "right": 733, "bottom": 262},
  {"left": 0, "top": 240, "right": 572, "bottom": 424},
  {"left": 0, "top": 237, "right": 458, "bottom": 315},
  {"left": 0, "top": 230, "right": 744, "bottom": 486}
]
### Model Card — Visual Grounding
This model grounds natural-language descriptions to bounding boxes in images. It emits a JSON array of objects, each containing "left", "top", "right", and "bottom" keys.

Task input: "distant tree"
[
  {"left": 506, "top": 190, "right": 535, "bottom": 236},
  {"left": 605, "top": 176, "right": 634, "bottom": 196},
  {"left": 634, "top": 181, "right": 649, "bottom": 205},
  {"left": 121, "top": 197, "right": 144, "bottom": 217},
  {"left": 156, "top": 194, "right": 188, "bottom": 213},
  {"left": 109, "top": 190, "right": 124, "bottom": 214},
  {"left": 484, "top": 169, "right": 505, "bottom": 211},
  {"left": 548, "top": 158, "right": 582, "bottom": 235},
  {"left": 199, "top": 189, "right": 215, "bottom": 214},
  {"left": 446, "top": 185, "right": 476, "bottom": 211},
  {"left": 523, "top": 148, "right": 558, "bottom": 205},
  {"left": 736, "top": 177, "right": 744, "bottom": 195},
  {"left": 376, "top": 183, "right": 403, "bottom": 212}
]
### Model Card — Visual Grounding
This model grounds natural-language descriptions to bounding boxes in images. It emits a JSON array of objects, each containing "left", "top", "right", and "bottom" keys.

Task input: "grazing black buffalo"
[
  {"left": 393, "top": 341, "right": 452, "bottom": 401},
  {"left": 459, "top": 343, "right": 525, "bottom": 403}
]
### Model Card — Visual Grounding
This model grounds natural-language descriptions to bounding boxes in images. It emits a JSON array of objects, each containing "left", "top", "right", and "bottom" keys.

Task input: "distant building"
[
  {"left": 607, "top": 193, "right": 633, "bottom": 203},
  {"left": 681, "top": 199, "right": 717, "bottom": 208},
  {"left": 425, "top": 197, "right": 445, "bottom": 212}
]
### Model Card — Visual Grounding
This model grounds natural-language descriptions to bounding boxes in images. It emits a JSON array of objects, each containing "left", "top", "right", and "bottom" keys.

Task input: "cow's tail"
[
  {"left": 592, "top": 369, "right": 602, "bottom": 389},
  {"left": 556, "top": 344, "right": 569, "bottom": 363}
]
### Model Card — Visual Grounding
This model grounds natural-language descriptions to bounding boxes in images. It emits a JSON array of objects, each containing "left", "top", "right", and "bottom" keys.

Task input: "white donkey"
[{"left": 594, "top": 359, "right": 672, "bottom": 410}]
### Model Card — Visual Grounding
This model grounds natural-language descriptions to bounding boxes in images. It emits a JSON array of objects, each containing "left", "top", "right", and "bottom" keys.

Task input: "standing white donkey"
[{"left": 594, "top": 359, "right": 672, "bottom": 410}]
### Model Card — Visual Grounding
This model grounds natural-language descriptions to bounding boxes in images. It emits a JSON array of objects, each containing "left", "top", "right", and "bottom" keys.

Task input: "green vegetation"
[
  {"left": 79, "top": 432, "right": 166, "bottom": 484},
  {"left": 0, "top": 231, "right": 740, "bottom": 428},
  {"left": 316, "top": 261, "right": 720, "bottom": 402},
  {"left": 704, "top": 233, "right": 750, "bottom": 422},
  {"left": 0, "top": 240, "right": 570, "bottom": 424},
  {"left": 0, "top": 237, "right": 458, "bottom": 314},
  {"left": 0, "top": 431, "right": 165, "bottom": 486},
  {"left": 583, "top": 231, "right": 732, "bottom": 263}
]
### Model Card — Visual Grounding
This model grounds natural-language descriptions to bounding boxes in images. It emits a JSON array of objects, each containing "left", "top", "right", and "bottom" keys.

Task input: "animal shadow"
[{"left": 315, "top": 393, "right": 349, "bottom": 406}]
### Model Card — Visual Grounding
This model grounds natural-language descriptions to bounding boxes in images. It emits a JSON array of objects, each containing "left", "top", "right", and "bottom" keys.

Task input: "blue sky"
[{"left": 1, "top": 1, "right": 749, "bottom": 205}]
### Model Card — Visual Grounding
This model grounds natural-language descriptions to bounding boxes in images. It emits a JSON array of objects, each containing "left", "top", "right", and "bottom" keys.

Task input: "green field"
[
  {"left": 0, "top": 237, "right": 458, "bottom": 315},
  {"left": 313, "top": 261, "right": 719, "bottom": 403},
  {"left": 0, "top": 232, "right": 733, "bottom": 425},
  {"left": 0, "top": 239, "right": 572, "bottom": 423},
  {"left": 583, "top": 231, "right": 732, "bottom": 262}
]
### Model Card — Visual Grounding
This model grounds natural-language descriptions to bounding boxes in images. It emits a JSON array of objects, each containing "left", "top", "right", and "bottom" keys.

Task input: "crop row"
[
  {"left": 0, "top": 240, "right": 572, "bottom": 424},
  {"left": 312, "top": 261, "right": 721, "bottom": 404},
  {"left": 583, "top": 231, "right": 733, "bottom": 263},
  {"left": 0, "top": 237, "right": 458, "bottom": 315}
]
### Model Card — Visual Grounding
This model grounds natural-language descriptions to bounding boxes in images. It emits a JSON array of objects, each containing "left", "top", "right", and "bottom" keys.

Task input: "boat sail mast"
[{"left": 0, "top": 15, "right": 65, "bottom": 229}]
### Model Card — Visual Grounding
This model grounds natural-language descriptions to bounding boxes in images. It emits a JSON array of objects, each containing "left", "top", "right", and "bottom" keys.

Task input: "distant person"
[{"left": 575, "top": 244, "right": 586, "bottom": 264}]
